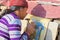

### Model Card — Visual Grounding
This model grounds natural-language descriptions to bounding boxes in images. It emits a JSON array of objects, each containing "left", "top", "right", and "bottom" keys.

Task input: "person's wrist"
[{"left": 26, "top": 31, "right": 30, "bottom": 36}]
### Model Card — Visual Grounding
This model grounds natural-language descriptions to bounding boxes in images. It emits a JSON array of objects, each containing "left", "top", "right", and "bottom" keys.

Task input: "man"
[{"left": 0, "top": 0, "right": 36, "bottom": 40}]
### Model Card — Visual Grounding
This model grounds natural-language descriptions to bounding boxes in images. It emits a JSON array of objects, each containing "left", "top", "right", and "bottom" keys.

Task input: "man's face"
[{"left": 15, "top": 7, "right": 28, "bottom": 19}]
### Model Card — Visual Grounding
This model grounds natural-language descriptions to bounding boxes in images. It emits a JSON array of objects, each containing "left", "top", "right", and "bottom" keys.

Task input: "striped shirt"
[{"left": 0, "top": 12, "right": 29, "bottom": 40}]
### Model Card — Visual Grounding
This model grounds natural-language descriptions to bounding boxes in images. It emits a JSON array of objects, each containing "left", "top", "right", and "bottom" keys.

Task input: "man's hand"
[{"left": 26, "top": 22, "right": 36, "bottom": 36}]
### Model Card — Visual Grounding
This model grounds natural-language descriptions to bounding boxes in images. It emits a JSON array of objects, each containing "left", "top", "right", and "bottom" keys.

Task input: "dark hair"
[
  {"left": 0, "top": 4, "right": 13, "bottom": 18},
  {"left": 0, "top": 9, "right": 13, "bottom": 18},
  {"left": 10, "top": 6, "right": 25, "bottom": 11}
]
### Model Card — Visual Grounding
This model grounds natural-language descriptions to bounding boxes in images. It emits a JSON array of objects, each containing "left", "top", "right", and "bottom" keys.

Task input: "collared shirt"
[{"left": 0, "top": 12, "right": 29, "bottom": 40}]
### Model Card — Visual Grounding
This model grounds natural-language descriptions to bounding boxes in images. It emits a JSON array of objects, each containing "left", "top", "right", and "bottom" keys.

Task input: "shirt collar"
[{"left": 10, "top": 12, "right": 20, "bottom": 19}]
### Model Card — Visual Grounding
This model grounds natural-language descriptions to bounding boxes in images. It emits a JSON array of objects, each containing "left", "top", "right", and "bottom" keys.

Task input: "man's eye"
[{"left": 19, "top": 7, "right": 24, "bottom": 10}]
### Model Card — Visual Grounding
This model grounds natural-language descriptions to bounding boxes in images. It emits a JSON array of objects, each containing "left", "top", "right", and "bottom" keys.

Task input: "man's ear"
[{"left": 10, "top": 6, "right": 16, "bottom": 11}]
